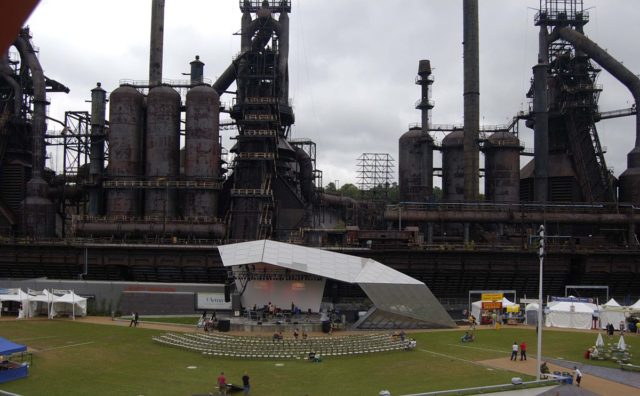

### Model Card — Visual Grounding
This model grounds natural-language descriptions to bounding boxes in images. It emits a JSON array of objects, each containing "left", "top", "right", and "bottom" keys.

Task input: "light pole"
[{"left": 536, "top": 224, "right": 545, "bottom": 381}]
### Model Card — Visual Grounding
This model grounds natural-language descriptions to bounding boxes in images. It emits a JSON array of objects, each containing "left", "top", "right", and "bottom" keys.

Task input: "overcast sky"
[{"left": 23, "top": 0, "right": 640, "bottom": 190}]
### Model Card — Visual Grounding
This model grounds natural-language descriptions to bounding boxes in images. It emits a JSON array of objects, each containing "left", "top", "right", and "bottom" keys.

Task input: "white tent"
[
  {"left": 599, "top": 298, "right": 626, "bottom": 330},
  {"left": 0, "top": 289, "right": 31, "bottom": 318},
  {"left": 50, "top": 291, "right": 87, "bottom": 319},
  {"left": 27, "top": 290, "right": 56, "bottom": 318},
  {"left": 545, "top": 301, "right": 595, "bottom": 329},
  {"left": 471, "top": 297, "right": 517, "bottom": 322},
  {"left": 603, "top": 298, "right": 621, "bottom": 307},
  {"left": 629, "top": 299, "right": 640, "bottom": 311}
]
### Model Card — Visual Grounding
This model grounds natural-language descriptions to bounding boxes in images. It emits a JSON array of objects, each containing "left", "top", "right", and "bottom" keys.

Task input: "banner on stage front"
[
  {"left": 196, "top": 293, "right": 232, "bottom": 310},
  {"left": 481, "top": 293, "right": 503, "bottom": 302}
]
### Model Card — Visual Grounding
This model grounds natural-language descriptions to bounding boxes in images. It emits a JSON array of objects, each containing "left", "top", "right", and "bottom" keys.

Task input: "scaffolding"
[{"left": 357, "top": 153, "right": 394, "bottom": 199}]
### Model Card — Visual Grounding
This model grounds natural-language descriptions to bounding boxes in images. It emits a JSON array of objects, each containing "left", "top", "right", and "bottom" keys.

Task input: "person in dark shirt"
[{"left": 242, "top": 371, "right": 250, "bottom": 395}]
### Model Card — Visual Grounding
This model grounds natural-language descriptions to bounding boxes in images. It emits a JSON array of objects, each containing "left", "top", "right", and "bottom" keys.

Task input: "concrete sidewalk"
[{"left": 480, "top": 356, "right": 639, "bottom": 396}]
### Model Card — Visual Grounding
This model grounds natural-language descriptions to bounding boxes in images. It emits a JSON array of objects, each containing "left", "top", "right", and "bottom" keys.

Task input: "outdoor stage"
[{"left": 215, "top": 312, "right": 331, "bottom": 334}]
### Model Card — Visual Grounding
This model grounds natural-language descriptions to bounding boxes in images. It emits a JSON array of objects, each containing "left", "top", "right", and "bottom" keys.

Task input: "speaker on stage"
[
  {"left": 224, "top": 284, "right": 230, "bottom": 302},
  {"left": 218, "top": 319, "right": 231, "bottom": 332}
]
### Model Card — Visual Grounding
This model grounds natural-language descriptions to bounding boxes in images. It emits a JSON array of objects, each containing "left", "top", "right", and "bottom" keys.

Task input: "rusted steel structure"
[{"left": 1, "top": 0, "right": 640, "bottom": 303}]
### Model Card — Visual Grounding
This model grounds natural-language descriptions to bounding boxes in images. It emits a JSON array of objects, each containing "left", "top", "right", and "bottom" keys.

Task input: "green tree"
[
  {"left": 325, "top": 182, "right": 337, "bottom": 193},
  {"left": 339, "top": 183, "right": 361, "bottom": 199}
]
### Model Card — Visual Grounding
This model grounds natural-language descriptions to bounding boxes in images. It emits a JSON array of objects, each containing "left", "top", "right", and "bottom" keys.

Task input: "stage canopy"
[{"left": 218, "top": 240, "right": 456, "bottom": 329}]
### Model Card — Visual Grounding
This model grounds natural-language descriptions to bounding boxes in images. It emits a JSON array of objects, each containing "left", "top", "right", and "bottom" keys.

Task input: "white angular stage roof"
[
  {"left": 218, "top": 239, "right": 421, "bottom": 285},
  {"left": 218, "top": 240, "right": 456, "bottom": 329}
]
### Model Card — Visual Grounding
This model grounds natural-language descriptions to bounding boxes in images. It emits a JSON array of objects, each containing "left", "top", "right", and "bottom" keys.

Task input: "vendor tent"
[
  {"left": 525, "top": 303, "right": 539, "bottom": 325},
  {"left": 545, "top": 301, "right": 595, "bottom": 329},
  {"left": 0, "top": 337, "right": 29, "bottom": 383},
  {"left": 599, "top": 301, "right": 627, "bottom": 330},
  {"left": 471, "top": 297, "right": 517, "bottom": 322},
  {"left": 50, "top": 291, "right": 87, "bottom": 318},
  {"left": 0, "top": 289, "right": 31, "bottom": 318},
  {"left": 27, "top": 290, "right": 56, "bottom": 318},
  {"left": 629, "top": 299, "right": 640, "bottom": 311},
  {"left": 603, "top": 298, "right": 621, "bottom": 307}
]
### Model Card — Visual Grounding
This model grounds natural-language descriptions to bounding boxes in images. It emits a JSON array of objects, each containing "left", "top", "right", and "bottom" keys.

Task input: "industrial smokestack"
[
  {"left": 463, "top": 0, "right": 479, "bottom": 201},
  {"left": 533, "top": 27, "right": 549, "bottom": 202},
  {"left": 189, "top": 55, "right": 204, "bottom": 85},
  {"left": 417, "top": 60, "right": 433, "bottom": 132},
  {"left": 89, "top": 82, "right": 106, "bottom": 215},
  {"left": 148, "top": 0, "right": 165, "bottom": 87}
]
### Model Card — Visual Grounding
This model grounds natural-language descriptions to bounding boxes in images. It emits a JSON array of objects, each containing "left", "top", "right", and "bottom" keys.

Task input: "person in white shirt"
[
  {"left": 574, "top": 366, "right": 582, "bottom": 387},
  {"left": 510, "top": 341, "right": 519, "bottom": 361}
]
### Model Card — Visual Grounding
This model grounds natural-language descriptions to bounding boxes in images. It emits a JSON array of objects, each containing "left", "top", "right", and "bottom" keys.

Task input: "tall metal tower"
[
  {"left": 225, "top": 1, "right": 313, "bottom": 241},
  {"left": 527, "top": 0, "right": 615, "bottom": 202},
  {"left": 357, "top": 153, "right": 395, "bottom": 199}
]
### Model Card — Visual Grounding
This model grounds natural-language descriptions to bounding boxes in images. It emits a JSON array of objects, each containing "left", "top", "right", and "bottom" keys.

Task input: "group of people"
[
  {"left": 604, "top": 321, "right": 626, "bottom": 336},
  {"left": 200, "top": 311, "right": 217, "bottom": 332},
  {"left": 510, "top": 340, "right": 527, "bottom": 361},
  {"left": 215, "top": 371, "right": 250, "bottom": 395},
  {"left": 539, "top": 362, "right": 582, "bottom": 387},
  {"left": 272, "top": 327, "right": 308, "bottom": 343}
]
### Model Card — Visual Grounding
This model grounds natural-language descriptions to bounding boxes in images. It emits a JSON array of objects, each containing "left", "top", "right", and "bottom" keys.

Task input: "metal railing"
[{"left": 102, "top": 180, "right": 222, "bottom": 190}]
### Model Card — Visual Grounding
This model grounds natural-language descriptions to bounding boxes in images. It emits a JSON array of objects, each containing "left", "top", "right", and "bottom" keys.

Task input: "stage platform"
[{"left": 215, "top": 312, "right": 332, "bottom": 334}]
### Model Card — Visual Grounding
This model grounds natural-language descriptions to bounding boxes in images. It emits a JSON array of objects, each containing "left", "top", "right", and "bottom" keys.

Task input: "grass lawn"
[
  {"left": 138, "top": 316, "right": 201, "bottom": 325},
  {"left": 0, "top": 320, "right": 635, "bottom": 395}
]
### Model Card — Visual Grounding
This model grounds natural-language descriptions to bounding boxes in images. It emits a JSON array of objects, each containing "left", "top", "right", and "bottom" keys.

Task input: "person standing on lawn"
[
  {"left": 510, "top": 341, "right": 519, "bottom": 361},
  {"left": 519, "top": 341, "right": 527, "bottom": 360}
]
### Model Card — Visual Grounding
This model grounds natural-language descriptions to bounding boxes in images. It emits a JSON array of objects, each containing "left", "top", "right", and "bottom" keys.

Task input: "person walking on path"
[
  {"left": 510, "top": 341, "right": 519, "bottom": 361},
  {"left": 242, "top": 371, "right": 250, "bottom": 395},
  {"left": 519, "top": 341, "right": 527, "bottom": 361},
  {"left": 129, "top": 312, "right": 139, "bottom": 327},
  {"left": 574, "top": 366, "right": 582, "bottom": 387},
  {"left": 217, "top": 371, "right": 227, "bottom": 395}
]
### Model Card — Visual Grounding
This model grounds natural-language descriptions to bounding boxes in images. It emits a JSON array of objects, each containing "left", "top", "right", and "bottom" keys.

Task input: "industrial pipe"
[
  {"left": 294, "top": 147, "right": 313, "bottom": 203},
  {"left": 463, "top": 0, "right": 480, "bottom": 201},
  {"left": 13, "top": 29, "right": 55, "bottom": 236},
  {"left": 554, "top": 27, "right": 640, "bottom": 168},
  {"left": 89, "top": 82, "right": 106, "bottom": 216},
  {"left": 0, "top": 55, "right": 22, "bottom": 115},
  {"left": 533, "top": 26, "right": 550, "bottom": 202},
  {"left": 384, "top": 208, "right": 635, "bottom": 225},
  {"left": 148, "top": 0, "right": 165, "bottom": 87},
  {"left": 74, "top": 221, "right": 226, "bottom": 238},
  {"left": 277, "top": 10, "right": 289, "bottom": 104},
  {"left": 212, "top": 15, "right": 282, "bottom": 96}
]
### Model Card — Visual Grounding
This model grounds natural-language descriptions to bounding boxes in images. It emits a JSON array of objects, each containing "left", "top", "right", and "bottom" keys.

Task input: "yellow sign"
[
  {"left": 506, "top": 305, "right": 520, "bottom": 313},
  {"left": 482, "top": 301, "right": 503, "bottom": 310},
  {"left": 481, "top": 293, "right": 504, "bottom": 302}
]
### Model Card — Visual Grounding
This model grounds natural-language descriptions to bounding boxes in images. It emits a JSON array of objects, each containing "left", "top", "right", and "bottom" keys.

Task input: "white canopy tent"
[
  {"left": 0, "top": 289, "right": 32, "bottom": 318},
  {"left": 471, "top": 297, "right": 517, "bottom": 322},
  {"left": 50, "top": 291, "right": 87, "bottom": 318},
  {"left": 629, "top": 299, "right": 640, "bottom": 311},
  {"left": 603, "top": 298, "right": 621, "bottom": 308},
  {"left": 599, "top": 298, "right": 626, "bottom": 330},
  {"left": 545, "top": 301, "right": 596, "bottom": 329},
  {"left": 27, "top": 290, "right": 56, "bottom": 318}
]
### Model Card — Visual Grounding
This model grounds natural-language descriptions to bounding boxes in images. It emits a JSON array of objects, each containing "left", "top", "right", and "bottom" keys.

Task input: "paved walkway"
[{"left": 480, "top": 356, "right": 639, "bottom": 396}]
